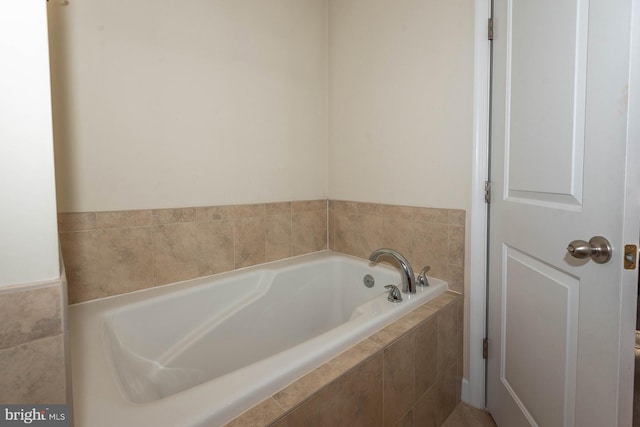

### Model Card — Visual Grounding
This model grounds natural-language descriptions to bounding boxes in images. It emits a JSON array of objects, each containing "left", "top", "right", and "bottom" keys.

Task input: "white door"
[{"left": 486, "top": 0, "right": 639, "bottom": 426}]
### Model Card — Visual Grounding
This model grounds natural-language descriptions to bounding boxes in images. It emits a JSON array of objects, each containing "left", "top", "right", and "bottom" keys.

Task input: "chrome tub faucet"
[{"left": 368, "top": 248, "right": 416, "bottom": 294}]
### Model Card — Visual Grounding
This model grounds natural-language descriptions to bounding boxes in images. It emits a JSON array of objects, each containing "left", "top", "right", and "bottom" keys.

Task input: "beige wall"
[
  {"left": 0, "top": 1, "right": 60, "bottom": 287},
  {"left": 328, "top": 0, "right": 474, "bottom": 210},
  {"left": 48, "top": 0, "right": 328, "bottom": 212},
  {"left": 49, "top": 0, "right": 474, "bottom": 214}
]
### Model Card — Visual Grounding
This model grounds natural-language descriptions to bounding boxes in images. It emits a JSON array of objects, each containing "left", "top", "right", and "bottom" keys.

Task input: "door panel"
[
  {"left": 502, "top": 246, "right": 579, "bottom": 427},
  {"left": 506, "top": 0, "right": 587, "bottom": 204},
  {"left": 487, "top": 0, "right": 636, "bottom": 425}
]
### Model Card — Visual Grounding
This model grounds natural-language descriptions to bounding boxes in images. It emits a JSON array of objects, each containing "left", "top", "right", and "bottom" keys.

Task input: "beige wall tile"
[
  {"left": 273, "top": 363, "right": 340, "bottom": 412},
  {"left": 446, "top": 265, "right": 464, "bottom": 294},
  {"left": 438, "top": 299, "right": 462, "bottom": 375},
  {"left": 357, "top": 202, "right": 383, "bottom": 216},
  {"left": 437, "top": 355, "right": 461, "bottom": 424},
  {"left": 152, "top": 208, "right": 197, "bottom": 224},
  {"left": 59, "top": 231, "right": 101, "bottom": 304},
  {"left": 328, "top": 209, "right": 351, "bottom": 253},
  {"left": 328, "top": 338, "right": 382, "bottom": 374},
  {"left": 329, "top": 199, "right": 358, "bottom": 213},
  {"left": 448, "top": 209, "right": 465, "bottom": 226},
  {"left": 98, "top": 227, "right": 154, "bottom": 296},
  {"left": 0, "top": 335, "right": 66, "bottom": 404},
  {"left": 234, "top": 217, "right": 266, "bottom": 268},
  {"left": 266, "top": 214, "right": 292, "bottom": 262},
  {"left": 352, "top": 214, "right": 383, "bottom": 259},
  {"left": 278, "top": 353, "right": 383, "bottom": 427},
  {"left": 382, "top": 204, "right": 413, "bottom": 221},
  {"left": 197, "top": 220, "right": 234, "bottom": 275},
  {"left": 233, "top": 203, "right": 266, "bottom": 219},
  {"left": 0, "top": 285, "right": 62, "bottom": 350},
  {"left": 448, "top": 225, "right": 465, "bottom": 268},
  {"left": 426, "top": 292, "right": 458, "bottom": 311},
  {"left": 415, "top": 316, "right": 438, "bottom": 399},
  {"left": 382, "top": 216, "right": 414, "bottom": 260},
  {"left": 153, "top": 223, "right": 199, "bottom": 285},
  {"left": 223, "top": 397, "right": 284, "bottom": 427},
  {"left": 292, "top": 210, "right": 327, "bottom": 256},
  {"left": 412, "top": 222, "right": 448, "bottom": 280},
  {"left": 408, "top": 304, "right": 438, "bottom": 324},
  {"left": 196, "top": 205, "right": 234, "bottom": 221},
  {"left": 96, "top": 210, "right": 153, "bottom": 229},
  {"left": 57, "top": 212, "right": 96, "bottom": 232},
  {"left": 413, "top": 207, "right": 448, "bottom": 224},
  {"left": 292, "top": 199, "right": 326, "bottom": 212},
  {"left": 395, "top": 409, "right": 414, "bottom": 427},
  {"left": 383, "top": 332, "right": 415, "bottom": 427},
  {"left": 414, "top": 384, "right": 439, "bottom": 427},
  {"left": 60, "top": 201, "right": 465, "bottom": 309},
  {"left": 370, "top": 317, "right": 416, "bottom": 348},
  {"left": 266, "top": 202, "right": 292, "bottom": 215}
]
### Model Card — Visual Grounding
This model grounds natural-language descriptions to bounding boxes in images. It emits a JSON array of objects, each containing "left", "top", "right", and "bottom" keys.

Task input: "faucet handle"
[
  {"left": 384, "top": 285, "right": 403, "bottom": 303},
  {"left": 417, "top": 266, "right": 431, "bottom": 287}
]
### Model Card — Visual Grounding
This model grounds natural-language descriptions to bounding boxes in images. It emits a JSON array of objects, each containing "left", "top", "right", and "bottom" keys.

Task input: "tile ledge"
[{"left": 0, "top": 277, "right": 64, "bottom": 295}]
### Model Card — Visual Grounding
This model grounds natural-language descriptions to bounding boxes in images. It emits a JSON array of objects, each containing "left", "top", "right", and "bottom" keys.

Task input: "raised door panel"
[{"left": 505, "top": 0, "right": 588, "bottom": 208}]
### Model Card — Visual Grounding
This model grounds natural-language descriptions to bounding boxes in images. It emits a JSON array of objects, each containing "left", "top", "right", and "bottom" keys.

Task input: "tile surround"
[
  {"left": 0, "top": 284, "right": 62, "bottom": 349},
  {"left": 55, "top": 200, "right": 466, "bottom": 425},
  {"left": 329, "top": 200, "right": 465, "bottom": 294},
  {"left": 224, "top": 291, "right": 463, "bottom": 427},
  {"left": 61, "top": 199, "right": 464, "bottom": 303},
  {"left": 0, "top": 282, "right": 67, "bottom": 404},
  {"left": 59, "top": 200, "right": 329, "bottom": 303},
  {"left": 0, "top": 335, "right": 66, "bottom": 404}
]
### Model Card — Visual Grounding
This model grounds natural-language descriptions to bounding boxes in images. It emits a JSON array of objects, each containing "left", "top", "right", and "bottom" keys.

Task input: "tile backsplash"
[
  {"left": 59, "top": 200, "right": 464, "bottom": 304},
  {"left": 329, "top": 200, "right": 465, "bottom": 294},
  {"left": 58, "top": 200, "right": 327, "bottom": 304}
]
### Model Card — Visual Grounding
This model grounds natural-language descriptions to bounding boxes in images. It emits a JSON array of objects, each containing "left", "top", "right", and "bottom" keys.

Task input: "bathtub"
[{"left": 69, "top": 250, "right": 447, "bottom": 427}]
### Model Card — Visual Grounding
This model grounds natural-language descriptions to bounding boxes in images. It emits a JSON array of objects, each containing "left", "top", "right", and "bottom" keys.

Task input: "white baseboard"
[{"left": 461, "top": 377, "right": 470, "bottom": 404}]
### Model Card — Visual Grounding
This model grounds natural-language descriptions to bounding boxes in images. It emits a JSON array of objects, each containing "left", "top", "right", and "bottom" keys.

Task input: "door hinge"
[
  {"left": 483, "top": 338, "right": 489, "bottom": 359},
  {"left": 488, "top": 18, "right": 494, "bottom": 41},
  {"left": 484, "top": 181, "right": 491, "bottom": 204}
]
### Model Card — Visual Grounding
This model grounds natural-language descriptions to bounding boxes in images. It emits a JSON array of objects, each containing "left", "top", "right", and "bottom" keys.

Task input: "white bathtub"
[{"left": 70, "top": 250, "right": 447, "bottom": 427}]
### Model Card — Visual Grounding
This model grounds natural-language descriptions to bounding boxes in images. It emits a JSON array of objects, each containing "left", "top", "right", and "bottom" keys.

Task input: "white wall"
[
  {"left": 328, "top": 0, "right": 474, "bottom": 210},
  {"left": 48, "top": 0, "right": 328, "bottom": 212},
  {"left": 0, "top": 1, "right": 60, "bottom": 287}
]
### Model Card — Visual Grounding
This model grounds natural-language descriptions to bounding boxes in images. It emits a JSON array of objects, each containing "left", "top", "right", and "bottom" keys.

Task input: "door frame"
[
  {"left": 617, "top": 0, "right": 640, "bottom": 421},
  {"left": 467, "top": 0, "right": 492, "bottom": 408},
  {"left": 468, "top": 0, "right": 640, "bottom": 419}
]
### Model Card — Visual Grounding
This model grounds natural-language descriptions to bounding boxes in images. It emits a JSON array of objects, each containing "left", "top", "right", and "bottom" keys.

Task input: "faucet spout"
[{"left": 368, "top": 248, "right": 416, "bottom": 294}]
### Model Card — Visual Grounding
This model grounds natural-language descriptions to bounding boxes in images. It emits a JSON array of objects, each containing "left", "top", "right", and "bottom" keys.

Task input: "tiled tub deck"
[{"left": 224, "top": 291, "right": 462, "bottom": 427}]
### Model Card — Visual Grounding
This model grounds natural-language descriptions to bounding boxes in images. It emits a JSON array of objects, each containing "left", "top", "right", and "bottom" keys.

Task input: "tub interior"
[{"left": 103, "top": 255, "right": 402, "bottom": 403}]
